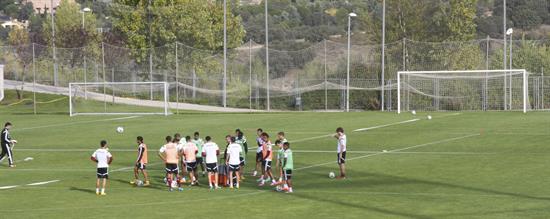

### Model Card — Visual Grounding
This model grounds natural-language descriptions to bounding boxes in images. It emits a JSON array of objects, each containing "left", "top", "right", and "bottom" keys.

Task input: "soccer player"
[
  {"left": 281, "top": 142, "right": 293, "bottom": 193},
  {"left": 234, "top": 129, "right": 247, "bottom": 180},
  {"left": 182, "top": 136, "right": 199, "bottom": 185},
  {"left": 273, "top": 132, "right": 288, "bottom": 185},
  {"left": 259, "top": 132, "right": 276, "bottom": 186},
  {"left": 0, "top": 122, "right": 16, "bottom": 167},
  {"left": 91, "top": 140, "right": 113, "bottom": 195},
  {"left": 253, "top": 128, "right": 264, "bottom": 177},
  {"left": 159, "top": 136, "right": 182, "bottom": 191},
  {"left": 225, "top": 136, "right": 242, "bottom": 189},
  {"left": 235, "top": 129, "right": 248, "bottom": 154},
  {"left": 202, "top": 136, "right": 220, "bottom": 189},
  {"left": 130, "top": 136, "right": 149, "bottom": 186},
  {"left": 334, "top": 127, "right": 347, "bottom": 179},
  {"left": 192, "top": 132, "right": 206, "bottom": 176},
  {"left": 174, "top": 133, "right": 187, "bottom": 183}
]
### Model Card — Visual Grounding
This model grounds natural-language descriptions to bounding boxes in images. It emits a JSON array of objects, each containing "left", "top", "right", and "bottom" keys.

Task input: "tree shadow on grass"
[{"left": 290, "top": 192, "right": 434, "bottom": 219}]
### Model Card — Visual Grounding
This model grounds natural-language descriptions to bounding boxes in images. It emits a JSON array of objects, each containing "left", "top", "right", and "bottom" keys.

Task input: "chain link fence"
[{"left": 2, "top": 38, "right": 550, "bottom": 113}]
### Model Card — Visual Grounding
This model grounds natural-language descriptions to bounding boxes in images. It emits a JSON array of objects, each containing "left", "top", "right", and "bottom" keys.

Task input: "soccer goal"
[
  {"left": 69, "top": 82, "right": 170, "bottom": 116},
  {"left": 397, "top": 69, "right": 529, "bottom": 114}
]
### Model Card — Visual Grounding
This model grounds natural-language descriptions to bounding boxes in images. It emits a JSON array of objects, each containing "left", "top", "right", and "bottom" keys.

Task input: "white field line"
[
  {"left": 353, "top": 119, "right": 420, "bottom": 132},
  {"left": 15, "top": 116, "right": 141, "bottom": 131},
  {"left": 26, "top": 180, "right": 60, "bottom": 186},
  {"left": 0, "top": 185, "right": 18, "bottom": 190},
  {"left": 292, "top": 118, "right": 421, "bottom": 143},
  {"left": 295, "top": 133, "right": 480, "bottom": 171}
]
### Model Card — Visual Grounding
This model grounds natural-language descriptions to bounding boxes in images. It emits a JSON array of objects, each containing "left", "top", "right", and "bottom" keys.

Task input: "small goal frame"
[{"left": 69, "top": 81, "right": 170, "bottom": 116}]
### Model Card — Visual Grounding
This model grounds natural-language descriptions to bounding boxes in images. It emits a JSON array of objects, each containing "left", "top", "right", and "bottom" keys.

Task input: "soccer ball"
[
  {"left": 116, "top": 126, "right": 124, "bottom": 133},
  {"left": 411, "top": 110, "right": 417, "bottom": 115},
  {"left": 427, "top": 115, "right": 432, "bottom": 120},
  {"left": 136, "top": 180, "right": 144, "bottom": 187},
  {"left": 329, "top": 172, "right": 336, "bottom": 179}
]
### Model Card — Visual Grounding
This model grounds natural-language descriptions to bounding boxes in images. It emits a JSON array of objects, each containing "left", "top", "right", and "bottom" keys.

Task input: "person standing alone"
[{"left": 0, "top": 122, "right": 17, "bottom": 167}]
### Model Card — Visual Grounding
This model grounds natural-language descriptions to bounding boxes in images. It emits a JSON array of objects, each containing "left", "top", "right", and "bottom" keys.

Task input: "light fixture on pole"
[
  {"left": 80, "top": 7, "right": 91, "bottom": 29},
  {"left": 506, "top": 28, "right": 513, "bottom": 109},
  {"left": 346, "top": 12, "right": 357, "bottom": 112}
]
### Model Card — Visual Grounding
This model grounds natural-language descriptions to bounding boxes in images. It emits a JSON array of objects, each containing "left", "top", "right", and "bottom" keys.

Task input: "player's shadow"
[
  {"left": 69, "top": 187, "right": 96, "bottom": 194},
  {"left": 110, "top": 178, "right": 165, "bottom": 190}
]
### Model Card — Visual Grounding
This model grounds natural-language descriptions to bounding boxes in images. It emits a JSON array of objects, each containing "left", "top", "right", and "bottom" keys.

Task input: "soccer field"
[{"left": 1, "top": 93, "right": 550, "bottom": 218}]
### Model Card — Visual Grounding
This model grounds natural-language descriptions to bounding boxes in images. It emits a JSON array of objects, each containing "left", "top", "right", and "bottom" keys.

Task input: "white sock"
[
  {"left": 96, "top": 188, "right": 99, "bottom": 193},
  {"left": 101, "top": 188, "right": 105, "bottom": 193}
]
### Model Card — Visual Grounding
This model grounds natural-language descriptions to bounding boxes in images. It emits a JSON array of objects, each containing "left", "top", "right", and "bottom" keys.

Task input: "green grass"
[{"left": 1, "top": 90, "right": 550, "bottom": 218}]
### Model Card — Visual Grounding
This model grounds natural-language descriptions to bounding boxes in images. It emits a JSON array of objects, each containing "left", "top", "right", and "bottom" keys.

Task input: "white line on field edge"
[
  {"left": 26, "top": 180, "right": 60, "bottom": 186},
  {"left": 0, "top": 185, "right": 18, "bottom": 190},
  {"left": 291, "top": 118, "right": 421, "bottom": 143},
  {"left": 16, "top": 116, "right": 141, "bottom": 131},
  {"left": 353, "top": 119, "right": 420, "bottom": 132},
  {"left": 295, "top": 133, "right": 480, "bottom": 171}
]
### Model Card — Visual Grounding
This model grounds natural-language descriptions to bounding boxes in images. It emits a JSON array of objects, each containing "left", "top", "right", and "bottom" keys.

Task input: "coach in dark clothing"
[{"left": 0, "top": 122, "right": 16, "bottom": 167}]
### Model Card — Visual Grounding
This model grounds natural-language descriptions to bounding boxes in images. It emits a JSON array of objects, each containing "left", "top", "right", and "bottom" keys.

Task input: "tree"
[
  {"left": 446, "top": 0, "right": 478, "bottom": 41},
  {"left": 113, "top": 0, "right": 245, "bottom": 59},
  {"left": 42, "top": 0, "right": 102, "bottom": 67}
]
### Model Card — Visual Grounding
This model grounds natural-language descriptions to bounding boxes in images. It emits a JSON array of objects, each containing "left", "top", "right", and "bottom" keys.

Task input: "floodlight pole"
[
  {"left": 381, "top": 0, "right": 385, "bottom": 111},
  {"left": 51, "top": 0, "right": 58, "bottom": 87},
  {"left": 503, "top": 0, "right": 507, "bottom": 110},
  {"left": 346, "top": 13, "right": 356, "bottom": 112},
  {"left": 265, "top": 0, "right": 270, "bottom": 111},
  {"left": 509, "top": 30, "right": 513, "bottom": 109},
  {"left": 223, "top": 0, "right": 227, "bottom": 108}
]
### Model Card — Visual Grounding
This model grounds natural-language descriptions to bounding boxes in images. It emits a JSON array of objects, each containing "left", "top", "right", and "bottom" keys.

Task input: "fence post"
[
  {"left": 249, "top": 40, "right": 252, "bottom": 110},
  {"left": 324, "top": 39, "right": 328, "bottom": 111},
  {"left": 192, "top": 68, "right": 196, "bottom": 99},
  {"left": 102, "top": 42, "right": 107, "bottom": 113},
  {"left": 83, "top": 55, "right": 87, "bottom": 99},
  {"left": 149, "top": 47, "right": 154, "bottom": 100},
  {"left": 175, "top": 42, "right": 179, "bottom": 114},
  {"left": 112, "top": 68, "right": 115, "bottom": 104},
  {"left": 32, "top": 43, "right": 36, "bottom": 114},
  {"left": 381, "top": 0, "right": 386, "bottom": 111}
]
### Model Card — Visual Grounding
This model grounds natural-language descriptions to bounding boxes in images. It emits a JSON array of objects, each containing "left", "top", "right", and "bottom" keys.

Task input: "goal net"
[
  {"left": 69, "top": 82, "right": 170, "bottom": 116},
  {"left": 397, "top": 70, "right": 529, "bottom": 113}
]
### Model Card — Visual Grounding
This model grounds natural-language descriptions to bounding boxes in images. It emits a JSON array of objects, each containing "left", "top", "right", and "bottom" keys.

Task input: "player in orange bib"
[
  {"left": 130, "top": 136, "right": 150, "bottom": 186},
  {"left": 259, "top": 132, "right": 276, "bottom": 186},
  {"left": 159, "top": 136, "right": 182, "bottom": 191},
  {"left": 182, "top": 136, "right": 199, "bottom": 185}
]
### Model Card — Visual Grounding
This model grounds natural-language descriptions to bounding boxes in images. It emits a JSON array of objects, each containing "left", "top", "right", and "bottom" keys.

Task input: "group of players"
[{"left": 90, "top": 128, "right": 296, "bottom": 195}]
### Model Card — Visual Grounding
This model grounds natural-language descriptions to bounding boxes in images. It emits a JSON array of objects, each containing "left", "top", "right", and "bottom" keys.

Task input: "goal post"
[
  {"left": 397, "top": 69, "right": 529, "bottom": 114},
  {"left": 69, "top": 82, "right": 170, "bottom": 116}
]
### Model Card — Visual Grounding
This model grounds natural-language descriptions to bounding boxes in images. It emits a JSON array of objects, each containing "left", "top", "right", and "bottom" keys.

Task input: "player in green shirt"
[
  {"left": 282, "top": 142, "right": 293, "bottom": 193},
  {"left": 235, "top": 129, "right": 247, "bottom": 180},
  {"left": 274, "top": 132, "right": 287, "bottom": 185},
  {"left": 192, "top": 132, "right": 206, "bottom": 176}
]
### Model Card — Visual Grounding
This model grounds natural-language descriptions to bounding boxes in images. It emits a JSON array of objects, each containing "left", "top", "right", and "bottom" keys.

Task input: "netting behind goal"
[
  {"left": 397, "top": 70, "right": 529, "bottom": 113},
  {"left": 69, "top": 82, "right": 169, "bottom": 116}
]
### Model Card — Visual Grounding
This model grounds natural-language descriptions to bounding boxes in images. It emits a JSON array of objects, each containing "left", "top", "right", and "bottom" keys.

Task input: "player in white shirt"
[
  {"left": 91, "top": 140, "right": 113, "bottom": 195},
  {"left": 253, "top": 128, "right": 264, "bottom": 177},
  {"left": 201, "top": 136, "right": 220, "bottom": 189},
  {"left": 225, "top": 136, "right": 242, "bottom": 189},
  {"left": 334, "top": 127, "right": 347, "bottom": 179}
]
